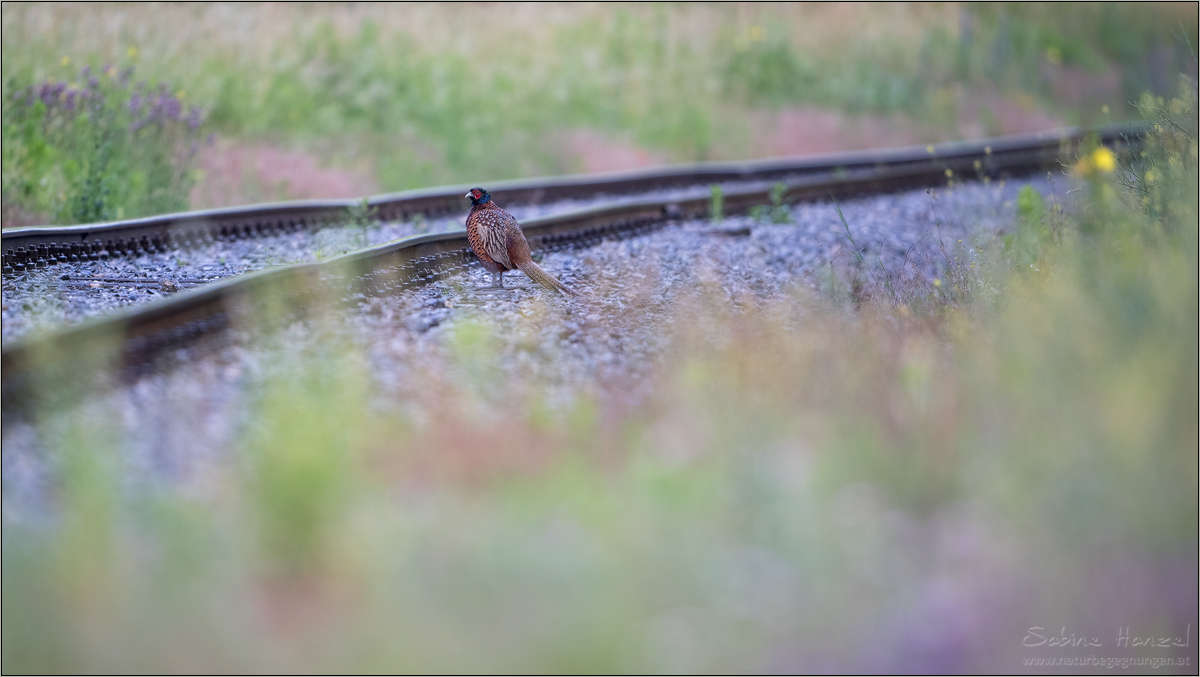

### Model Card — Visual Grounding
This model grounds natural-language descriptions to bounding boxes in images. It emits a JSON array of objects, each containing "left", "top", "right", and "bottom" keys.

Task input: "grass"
[
  {"left": 2, "top": 81, "right": 1196, "bottom": 672},
  {"left": 2, "top": 3, "right": 1196, "bottom": 224}
]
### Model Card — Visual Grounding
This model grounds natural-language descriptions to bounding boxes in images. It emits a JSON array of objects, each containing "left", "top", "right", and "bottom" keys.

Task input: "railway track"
[{"left": 1, "top": 125, "right": 1142, "bottom": 412}]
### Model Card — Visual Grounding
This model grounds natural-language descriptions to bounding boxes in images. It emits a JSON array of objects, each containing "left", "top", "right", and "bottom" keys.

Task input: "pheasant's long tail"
[{"left": 516, "top": 260, "right": 580, "bottom": 296}]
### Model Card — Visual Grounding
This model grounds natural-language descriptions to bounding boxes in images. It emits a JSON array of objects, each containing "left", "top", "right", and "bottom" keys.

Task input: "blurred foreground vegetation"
[
  {"left": 3, "top": 79, "right": 1196, "bottom": 672},
  {"left": 2, "top": 3, "right": 1196, "bottom": 224}
]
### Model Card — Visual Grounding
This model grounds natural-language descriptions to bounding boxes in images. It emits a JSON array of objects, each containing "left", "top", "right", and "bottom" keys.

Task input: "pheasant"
[{"left": 464, "top": 187, "right": 579, "bottom": 296}]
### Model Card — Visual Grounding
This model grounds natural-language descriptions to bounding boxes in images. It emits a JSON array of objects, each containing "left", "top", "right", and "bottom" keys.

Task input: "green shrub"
[{"left": 722, "top": 38, "right": 815, "bottom": 106}]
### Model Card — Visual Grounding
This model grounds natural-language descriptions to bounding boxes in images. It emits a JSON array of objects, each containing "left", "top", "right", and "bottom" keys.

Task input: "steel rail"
[
  {"left": 0, "top": 123, "right": 1142, "bottom": 275},
  {"left": 1, "top": 125, "right": 1141, "bottom": 412}
]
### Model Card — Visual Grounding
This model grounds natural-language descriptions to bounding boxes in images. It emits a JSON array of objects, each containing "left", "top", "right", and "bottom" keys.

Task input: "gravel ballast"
[
  {"left": 1, "top": 182, "right": 774, "bottom": 343},
  {"left": 2, "top": 175, "right": 1066, "bottom": 507}
]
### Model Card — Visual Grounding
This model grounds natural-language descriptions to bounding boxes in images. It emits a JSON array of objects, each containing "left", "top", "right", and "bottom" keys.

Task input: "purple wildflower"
[
  {"left": 148, "top": 95, "right": 164, "bottom": 123},
  {"left": 129, "top": 92, "right": 143, "bottom": 115},
  {"left": 185, "top": 104, "right": 204, "bottom": 130},
  {"left": 164, "top": 95, "right": 181, "bottom": 120},
  {"left": 39, "top": 82, "right": 65, "bottom": 106}
]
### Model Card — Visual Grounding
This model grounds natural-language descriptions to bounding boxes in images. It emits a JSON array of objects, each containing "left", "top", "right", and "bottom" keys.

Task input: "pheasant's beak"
[{"left": 465, "top": 191, "right": 474, "bottom": 199}]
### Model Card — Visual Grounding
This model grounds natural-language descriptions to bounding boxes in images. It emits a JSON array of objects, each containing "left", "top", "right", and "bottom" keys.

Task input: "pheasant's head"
[{"left": 465, "top": 187, "right": 491, "bottom": 205}]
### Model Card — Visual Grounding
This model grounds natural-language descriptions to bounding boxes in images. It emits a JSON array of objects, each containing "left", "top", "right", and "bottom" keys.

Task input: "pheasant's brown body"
[{"left": 465, "top": 189, "right": 579, "bottom": 296}]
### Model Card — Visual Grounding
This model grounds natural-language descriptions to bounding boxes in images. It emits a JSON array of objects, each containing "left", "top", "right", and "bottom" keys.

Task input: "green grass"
[
  {"left": 2, "top": 82, "right": 1196, "bottom": 673},
  {"left": 2, "top": 3, "right": 1196, "bottom": 224}
]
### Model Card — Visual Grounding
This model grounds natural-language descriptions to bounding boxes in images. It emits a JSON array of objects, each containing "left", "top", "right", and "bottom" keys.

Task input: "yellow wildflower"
[
  {"left": 61, "top": 56, "right": 70, "bottom": 66},
  {"left": 1074, "top": 147, "right": 1117, "bottom": 176},
  {"left": 1091, "top": 147, "right": 1116, "bottom": 173}
]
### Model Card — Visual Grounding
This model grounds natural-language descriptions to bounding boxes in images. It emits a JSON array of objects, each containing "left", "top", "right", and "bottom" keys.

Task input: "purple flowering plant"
[{"left": 2, "top": 63, "right": 212, "bottom": 224}]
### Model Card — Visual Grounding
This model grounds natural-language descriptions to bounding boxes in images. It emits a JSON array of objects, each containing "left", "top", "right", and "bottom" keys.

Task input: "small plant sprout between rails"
[{"left": 709, "top": 184, "right": 724, "bottom": 223}]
